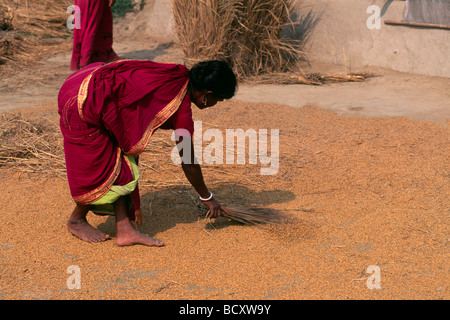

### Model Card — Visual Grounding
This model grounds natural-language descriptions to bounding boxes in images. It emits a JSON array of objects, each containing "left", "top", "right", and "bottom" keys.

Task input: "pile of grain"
[{"left": 0, "top": 102, "right": 448, "bottom": 300}]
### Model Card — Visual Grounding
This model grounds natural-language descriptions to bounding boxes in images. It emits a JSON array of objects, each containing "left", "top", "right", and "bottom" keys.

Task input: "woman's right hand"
[{"left": 202, "top": 197, "right": 229, "bottom": 219}]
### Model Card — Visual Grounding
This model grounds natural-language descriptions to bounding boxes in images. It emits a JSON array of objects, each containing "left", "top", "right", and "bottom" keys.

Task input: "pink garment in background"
[{"left": 70, "top": 0, "right": 119, "bottom": 71}]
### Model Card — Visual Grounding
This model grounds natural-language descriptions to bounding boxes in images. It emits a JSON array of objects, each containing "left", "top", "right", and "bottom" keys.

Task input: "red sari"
[
  {"left": 58, "top": 59, "right": 194, "bottom": 220},
  {"left": 70, "top": 0, "right": 119, "bottom": 71}
]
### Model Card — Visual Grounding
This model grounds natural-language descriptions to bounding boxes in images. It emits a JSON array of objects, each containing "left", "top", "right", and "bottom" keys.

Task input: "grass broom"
[{"left": 208, "top": 204, "right": 286, "bottom": 225}]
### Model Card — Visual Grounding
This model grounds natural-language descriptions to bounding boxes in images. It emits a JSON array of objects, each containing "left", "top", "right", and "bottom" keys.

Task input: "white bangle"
[{"left": 199, "top": 192, "right": 213, "bottom": 202}]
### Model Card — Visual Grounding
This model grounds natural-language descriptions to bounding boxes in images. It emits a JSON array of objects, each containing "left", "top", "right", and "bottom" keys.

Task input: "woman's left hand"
[{"left": 109, "top": 0, "right": 116, "bottom": 7}]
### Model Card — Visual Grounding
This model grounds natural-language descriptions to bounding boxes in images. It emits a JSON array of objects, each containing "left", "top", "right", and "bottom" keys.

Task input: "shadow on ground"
[{"left": 97, "top": 183, "right": 296, "bottom": 236}]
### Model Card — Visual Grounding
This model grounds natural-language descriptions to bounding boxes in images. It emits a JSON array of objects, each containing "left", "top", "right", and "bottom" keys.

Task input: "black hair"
[{"left": 189, "top": 60, "right": 238, "bottom": 100}]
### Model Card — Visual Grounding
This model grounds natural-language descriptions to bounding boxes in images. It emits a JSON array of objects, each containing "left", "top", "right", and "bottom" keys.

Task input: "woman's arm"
[{"left": 178, "top": 136, "right": 226, "bottom": 218}]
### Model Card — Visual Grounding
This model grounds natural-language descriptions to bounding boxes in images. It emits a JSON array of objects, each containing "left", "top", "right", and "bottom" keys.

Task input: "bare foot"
[
  {"left": 116, "top": 228, "right": 165, "bottom": 247},
  {"left": 68, "top": 219, "right": 110, "bottom": 243},
  {"left": 113, "top": 195, "right": 164, "bottom": 247}
]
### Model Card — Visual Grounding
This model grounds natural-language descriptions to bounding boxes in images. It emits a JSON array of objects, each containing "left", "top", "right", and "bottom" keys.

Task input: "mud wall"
[{"left": 303, "top": 0, "right": 449, "bottom": 77}]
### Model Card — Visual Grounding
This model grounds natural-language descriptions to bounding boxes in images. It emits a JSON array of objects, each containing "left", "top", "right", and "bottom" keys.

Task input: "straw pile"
[
  {"left": 246, "top": 71, "right": 377, "bottom": 85},
  {"left": 172, "top": 0, "right": 306, "bottom": 79},
  {"left": 0, "top": 112, "right": 65, "bottom": 175},
  {"left": 0, "top": 0, "right": 72, "bottom": 66}
]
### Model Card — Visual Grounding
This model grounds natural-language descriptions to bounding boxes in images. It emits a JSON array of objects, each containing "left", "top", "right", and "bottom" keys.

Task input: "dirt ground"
[{"left": 0, "top": 14, "right": 449, "bottom": 300}]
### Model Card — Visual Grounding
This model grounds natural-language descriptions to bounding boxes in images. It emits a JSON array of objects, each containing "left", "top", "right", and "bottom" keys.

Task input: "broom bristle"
[{"left": 221, "top": 205, "right": 285, "bottom": 225}]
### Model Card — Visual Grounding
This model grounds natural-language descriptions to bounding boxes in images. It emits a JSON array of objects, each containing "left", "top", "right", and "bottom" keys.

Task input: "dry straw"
[
  {"left": 0, "top": 0, "right": 72, "bottom": 66},
  {"left": 172, "top": 0, "right": 305, "bottom": 79},
  {"left": 246, "top": 71, "right": 377, "bottom": 85},
  {"left": 0, "top": 112, "right": 65, "bottom": 175}
]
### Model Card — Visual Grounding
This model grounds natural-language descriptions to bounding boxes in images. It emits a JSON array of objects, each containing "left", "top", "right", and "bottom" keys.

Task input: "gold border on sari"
[
  {"left": 77, "top": 59, "right": 131, "bottom": 121},
  {"left": 77, "top": 59, "right": 177, "bottom": 122},
  {"left": 73, "top": 147, "right": 123, "bottom": 205},
  {"left": 126, "top": 79, "right": 189, "bottom": 155}
]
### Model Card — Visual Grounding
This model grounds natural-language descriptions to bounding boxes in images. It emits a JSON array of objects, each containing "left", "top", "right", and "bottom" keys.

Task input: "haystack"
[
  {"left": 0, "top": 0, "right": 72, "bottom": 66},
  {"left": 172, "top": 0, "right": 305, "bottom": 79},
  {"left": 0, "top": 112, "right": 65, "bottom": 175}
]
